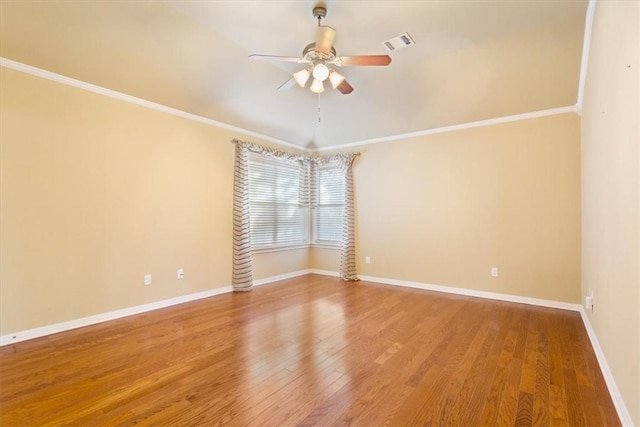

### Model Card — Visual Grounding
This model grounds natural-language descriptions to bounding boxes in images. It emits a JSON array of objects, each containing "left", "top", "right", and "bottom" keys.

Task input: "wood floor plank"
[
  {"left": 477, "top": 326, "right": 519, "bottom": 425},
  {"left": 532, "top": 318, "right": 550, "bottom": 426},
  {"left": 497, "top": 356, "right": 527, "bottom": 425},
  {"left": 345, "top": 303, "right": 464, "bottom": 424},
  {"left": 431, "top": 320, "right": 495, "bottom": 425},
  {"left": 456, "top": 313, "right": 508, "bottom": 426},
  {"left": 515, "top": 390, "right": 534, "bottom": 426},
  {"left": 391, "top": 302, "right": 482, "bottom": 424},
  {"left": 559, "top": 316, "right": 588, "bottom": 426},
  {"left": 0, "top": 275, "right": 620, "bottom": 426}
]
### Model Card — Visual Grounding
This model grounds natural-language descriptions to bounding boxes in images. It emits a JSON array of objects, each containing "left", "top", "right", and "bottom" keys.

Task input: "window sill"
[
  {"left": 310, "top": 243, "right": 341, "bottom": 250},
  {"left": 250, "top": 243, "right": 341, "bottom": 254},
  {"left": 251, "top": 244, "right": 310, "bottom": 254}
]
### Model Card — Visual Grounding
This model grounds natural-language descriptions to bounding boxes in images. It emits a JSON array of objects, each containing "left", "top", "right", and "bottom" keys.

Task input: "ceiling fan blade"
[
  {"left": 336, "top": 79, "right": 354, "bottom": 95},
  {"left": 338, "top": 55, "right": 392, "bottom": 66},
  {"left": 277, "top": 77, "right": 296, "bottom": 91},
  {"left": 249, "top": 54, "right": 302, "bottom": 63},
  {"left": 315, "top": 26, "right": 336, "bottom": 55}
]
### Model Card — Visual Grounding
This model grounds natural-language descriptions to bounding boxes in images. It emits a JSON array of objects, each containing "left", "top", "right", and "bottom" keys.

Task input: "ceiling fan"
[{"left": 249, "top": 4, "right": 392, "bottom": 95}]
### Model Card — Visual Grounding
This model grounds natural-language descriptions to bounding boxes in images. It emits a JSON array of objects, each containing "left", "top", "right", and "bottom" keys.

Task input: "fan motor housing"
[
  {"left": 302, "top": 43, "right": 336, "bottom": 62},
  {"left": 312, "top": 6, "right": 327, "bottom": 19}
]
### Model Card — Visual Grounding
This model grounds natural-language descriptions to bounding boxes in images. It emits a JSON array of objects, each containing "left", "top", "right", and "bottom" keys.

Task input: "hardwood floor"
[{"left": 0, "top": 274, "right": 620, "bottom": 426}]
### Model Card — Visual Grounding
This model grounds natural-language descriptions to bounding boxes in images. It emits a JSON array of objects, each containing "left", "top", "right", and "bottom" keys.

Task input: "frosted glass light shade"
[
  {"left": 329, "top": 70, "right": 345, "bottom": 88},
  {"left": 312, "top": 63, "right": 329, "bottom": 81},
  {"left": 310, "top": 78, "right": 325, "bottom": 93},
  {"left": 293, "top": 69, "right": 310, "bottom": 87}
]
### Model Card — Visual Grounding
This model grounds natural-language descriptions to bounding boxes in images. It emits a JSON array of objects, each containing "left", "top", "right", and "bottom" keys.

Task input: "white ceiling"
[{"left": 0, "top": 1, "right": 588, "bottom": 149}]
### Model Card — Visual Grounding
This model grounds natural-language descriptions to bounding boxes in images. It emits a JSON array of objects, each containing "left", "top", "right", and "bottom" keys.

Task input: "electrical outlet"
[
  {"left": 177, "top": 269, "right": 184, "bottom": 280},
  {"left": 144, "top": 274, "right": 152, "bottom": 286},
  {"left": 586, "top": 289, "right": 594, "bottom": 310},
  {"left": 586, "top": 295, "right": 594, "bottom": 310},
  {"left": 491, "top": 267, "right": 498, "bottom": 277},
  {"left": 365, "top": 256, "right": 371, "bottom": 264}
]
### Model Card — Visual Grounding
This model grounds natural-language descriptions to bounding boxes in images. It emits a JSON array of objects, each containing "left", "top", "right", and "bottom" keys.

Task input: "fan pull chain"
[{"left": 317, "top": 93, "right": 321, "bottom": 125}]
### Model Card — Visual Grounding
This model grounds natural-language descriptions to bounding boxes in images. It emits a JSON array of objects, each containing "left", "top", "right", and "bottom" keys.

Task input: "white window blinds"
[
  {"left": 248, "top": 157, "right": 308, "bottom": 248},
  {"left": 315, "top": 166, "right": 345, "bottom": 244}
]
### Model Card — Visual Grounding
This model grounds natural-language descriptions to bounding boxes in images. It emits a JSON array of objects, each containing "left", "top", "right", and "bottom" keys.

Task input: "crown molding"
[
  {"left": 2, "top": 57, "right": 579, "bottom": 154},
  {"left": 576, "top": 0, "right": 597, "bottom": 115},
  {"left": 0, "top": 57, "right": 303, "bottom": 151},
  {"left": 313, "top": 105, "right": 578, "bottom": 152}
]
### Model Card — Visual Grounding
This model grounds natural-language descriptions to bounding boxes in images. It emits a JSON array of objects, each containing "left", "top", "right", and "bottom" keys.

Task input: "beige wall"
[
  {"left": 310, "top": 247, "right": 340, "bottom": 272},
  {"left": 0, "top": 67, "right": 307, "bottom": 335},
  {"left": 581, "top": 1, "right": 639, "bottom": 424},
  {"left": 1, "top": 65, "right": 583, "bottom": 339},
  {"left": 314, "top": 114, "right": 582, "bottom": 303},
  {"left": 252, "top": 248, "right": 308, "bottom": 280}
]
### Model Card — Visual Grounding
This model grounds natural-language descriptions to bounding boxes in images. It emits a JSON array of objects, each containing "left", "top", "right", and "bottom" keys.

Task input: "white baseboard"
[
  {"left": 0, "top": 269, "right": 311, "bottom": 347},
  {"left": 358, "top": 274, "right": 583, "bottom": 311},
  {"left": 253, "top": 269, "right": 311, "bottom": 286},
  {"left": 310, "top": 269, "right": 582, "bottom": 311},
  {"left": 0, "top": 287, "right": 232, "bottom": 346},
  {"left": 309, "top": 269, "right": 341, "bottom": 277},
  {"left": 312, "top": 270, "right": 632, "bottom": 425},
  {"left": 1, "top": 269, "right": 632, "bottom": 425},
  {"left": 578, "top": 308, "right": 634, "bottom": 426}
]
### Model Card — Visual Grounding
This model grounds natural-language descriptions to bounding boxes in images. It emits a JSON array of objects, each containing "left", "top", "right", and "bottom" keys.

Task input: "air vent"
[{"left": 382, "top": 32, "right": 415, "bottom": 52}]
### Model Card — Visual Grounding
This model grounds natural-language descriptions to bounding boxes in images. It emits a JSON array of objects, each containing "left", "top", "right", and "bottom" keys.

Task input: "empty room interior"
[{"left": 0, "top": 0, "right": 638, "bottom": 425}]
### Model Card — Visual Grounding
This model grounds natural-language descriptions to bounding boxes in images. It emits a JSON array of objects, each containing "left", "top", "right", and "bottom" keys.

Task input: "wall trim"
[
  {"left": 0, "top": 287, "right": 231, "bottom": 346},
  {"left": 0, "top": 269, "right": 632, "bottom": 424},
  {"left": 578, "top": 308, "right": 634, "bottom": 426},
  {"left": 311, "top": 270, "right": 632, "bottom": 425},
  {"left": 2, "top": 57, "right": 578, "bottom": 154},
  {"left": 309, "top": 269, "right": 341, "bottom": 277},
  {"left": 0, "top": 57, "right": 302, "bottom": 152},
  {"left": 357, "top": 274, "right": 582, "bottom": 311},
  {"left": 313, "top": 105, "right": 578, "bottom": 153},
  {"left": 0, "top": 269, "right": 311, "bottom": 347},
  {"left": 576, "top": 0, "right": 597, "bottom": 114},
  {"left": 253, "top": 269, "right": 312, "bottom": 286}
]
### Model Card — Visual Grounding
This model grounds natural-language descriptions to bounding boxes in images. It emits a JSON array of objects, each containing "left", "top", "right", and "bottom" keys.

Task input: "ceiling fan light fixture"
[
  {"left": 293, "top": 68, "right": 311, "bottom": 87},
  {"left": 310, "top": 78, "right": 325, "bottom": 94},
  {"left": 249, "top": 4, "right": 393, "bottom": 96},
  {"left": 312, "top": 63, "right": 330, "bottom": 81},
  {"left": 329, "top": 70, "right": 345, "bottom": 88}
]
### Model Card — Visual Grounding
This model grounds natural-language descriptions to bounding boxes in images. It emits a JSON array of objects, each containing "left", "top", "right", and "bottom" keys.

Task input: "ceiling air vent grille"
[{"left": 382, "top": 32, "right": 415, "bottom": 52}]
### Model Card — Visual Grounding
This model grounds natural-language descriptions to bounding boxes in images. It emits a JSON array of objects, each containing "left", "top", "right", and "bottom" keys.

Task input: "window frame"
[
  {"left": 247, "top": 154, "right": 310, "bottom": 252},
  {"left": 311, "top": 164, "right": 344, "bottom": 248}
]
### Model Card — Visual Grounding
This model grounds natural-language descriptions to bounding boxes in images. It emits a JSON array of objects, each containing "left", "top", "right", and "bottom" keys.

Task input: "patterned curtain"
[
  {"left": 232, "top": 141, "right": 253, "bottom": 291},
  {"left": 339, "top": 154, "right": 359, "bottom": 281},
  {"left": 231, "top": 138, "right": 360, "bottom": 288},
  {"left": 236, "top": 139, "right": 307, "bottom": 164},
  {"left": 312, "top": 153, "right": 360, "bottom": 281},
  {"left": 298, "top": 158, "right": 312, "bottom": 207}
]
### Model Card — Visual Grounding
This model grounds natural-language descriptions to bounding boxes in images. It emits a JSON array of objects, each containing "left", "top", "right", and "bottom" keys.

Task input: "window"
[
  {"left": 314, "top": 165, "right": 344, "bottom": 245},
  {"left": 247, "top": 156, "right": 308, "bottom": 249},
  {"left": 246, "top": 156, "right": 345, "bottom": 250}
]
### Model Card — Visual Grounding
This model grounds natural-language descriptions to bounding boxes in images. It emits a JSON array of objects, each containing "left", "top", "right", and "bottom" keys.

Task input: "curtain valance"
[{"left": 231, "top": 138, "right": 359, "bottom": 166}]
